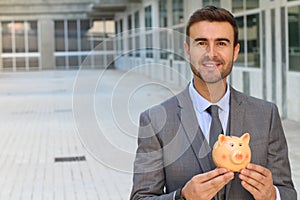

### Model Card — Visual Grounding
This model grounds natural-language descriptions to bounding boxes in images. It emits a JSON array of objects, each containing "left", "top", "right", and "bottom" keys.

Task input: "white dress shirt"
[{"left": 188, "top": 81, "right": 230, "bottom": 144}]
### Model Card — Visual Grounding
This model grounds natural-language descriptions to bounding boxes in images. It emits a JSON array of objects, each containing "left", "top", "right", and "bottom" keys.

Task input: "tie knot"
[{"left": 207, "top": 105, "right": 219, "bottom": 116}]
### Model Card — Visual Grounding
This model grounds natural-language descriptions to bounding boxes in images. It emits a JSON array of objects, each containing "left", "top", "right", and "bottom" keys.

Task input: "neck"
[{"left": 193, "top": 76, "right": 227, "bottom": 103}]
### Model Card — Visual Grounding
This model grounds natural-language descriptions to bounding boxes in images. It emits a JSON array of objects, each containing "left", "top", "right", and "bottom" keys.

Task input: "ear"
[
  {"left": 184, "top": 41, "right": 191, "bottom": 62},
  {"left": 233, "top": 43, "right": 240, "bottom": 62},
  {"left": 218, "top": 134, "right": 226, "bottom": 145},
  {"left": 241, "top": 133, "right": 250, "bottom": 144}
]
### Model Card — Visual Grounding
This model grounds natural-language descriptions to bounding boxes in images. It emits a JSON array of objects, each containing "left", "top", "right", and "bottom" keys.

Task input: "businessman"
[{"left": 130, "top": 5, "right": 297, "bottom": 200}]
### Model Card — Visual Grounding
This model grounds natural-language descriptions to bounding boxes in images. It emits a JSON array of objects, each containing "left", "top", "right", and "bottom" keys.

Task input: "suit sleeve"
[
  {"left": 130, "top": 111, "right": 174, "bottom": 200},
  {"left": 268, "top": 104, "right": 297, "bottom": 199}
]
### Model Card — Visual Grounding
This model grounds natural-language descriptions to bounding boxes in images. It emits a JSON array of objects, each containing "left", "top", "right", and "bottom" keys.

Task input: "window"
[
  {"left": 235, "top": 14, "right": 260, "bottom": 68},
  {"left": 128, "top": 15, "right": 132, "bottom": 32},
  {"left": 232, "top": 0, "right": 259, "bottom": 13},
  {"left": 54, "top": 19, "right": 115, "bottom": 69},
  {"left": 159, "top": 0, "right": 168, "bottom": 27},
  {"left": 68, "top": 20, "right": 78, "bottom": 51},
  {"left": 128, "top": 15, "right": 133, "bottom": 56},
  {"left": 172, "top": 0, "right": 184, "bottom": 25},
  {"left": 80, "top": 20, "right": 92, "bottom": 51},
  {"left": 15, "top": 21, "right": 25, "bottom": 52},
  {"left": 288, "top": 5, "right": 300, "bottom": 71},
  {"left": 145, "top": 5, "right": 153, "bottom": 58},
  {"left": 173, "top": 27, "right": 185, "bottom": 60},
  {"left": 1, "top": 21, "right": 39, "bottom": 70},
  {"left": 28, "top": 21, "right": 38, "bottom": 52},
  {"left": 134, "top": 11, "right": 140, "bottom": 57},
  {"left": 203, "top": 0, "right": 220, "bottom": 7},
  {"left": 2, "top": 22, "right": 13, "bottom": 53},
  {"left": 134, "top": 11, "right": 140, "bottom": 32},
  {"left": 145, "top": 6, "right": 152, "bottom": 29},
  {"left": 54, "top": 21, "right": 65, "bottom": 52},
  {"left": 247, "top": 14, "right": 260, "bottom": 68}
]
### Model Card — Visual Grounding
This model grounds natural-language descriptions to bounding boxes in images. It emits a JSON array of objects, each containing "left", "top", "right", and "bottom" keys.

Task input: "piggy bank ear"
[
  {"left": 241, "top": 133, "right": 250, "bottom": 144},
  {"left": 218, "top": 134, "right": 226, "bottom": 145}
]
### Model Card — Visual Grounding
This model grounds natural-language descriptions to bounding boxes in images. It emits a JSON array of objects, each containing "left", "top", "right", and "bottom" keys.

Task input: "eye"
[
  {"left": 217, "top": 41, "right": 228, "bottom": 47},
  {"left": 196, "top": 41, "right": 208, "bottom": 48},
  {"left": 239, "top": 143, "right": 243, "bottom": 147},
  {"left": 230, "top": 143, "right": 234, "bottom": 147}
]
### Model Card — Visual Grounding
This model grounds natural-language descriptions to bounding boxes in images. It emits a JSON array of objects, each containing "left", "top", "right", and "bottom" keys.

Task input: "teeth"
[{"left": 205, "top": 64, "right": 217, "bottom": 67}]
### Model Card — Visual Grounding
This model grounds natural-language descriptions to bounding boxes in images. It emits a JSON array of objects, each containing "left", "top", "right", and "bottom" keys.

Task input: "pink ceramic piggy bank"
[{"left": 212, "top": 133, "right": 251, "bottom": 172}]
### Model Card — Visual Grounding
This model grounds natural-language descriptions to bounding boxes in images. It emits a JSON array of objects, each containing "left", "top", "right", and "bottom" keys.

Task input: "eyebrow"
[{"left": 193, "top": 38, "right": 231, "bottom": 44}]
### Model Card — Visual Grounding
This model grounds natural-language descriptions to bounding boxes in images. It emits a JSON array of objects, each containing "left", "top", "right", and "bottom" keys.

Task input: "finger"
[
  {"left": 203, "top": 171, "right": 234, "bottom": 192},
  {"left": 240, "top": 168, "right": 267, "bottom": 186},
  {"left": 198, "top": 172, "right": 234, "bottom": 198},
  {"left": 241, "top": 179, "right": 260, "bottom": 197},
  {"left": 194, "top": 168, "right": 229, "bottom": 183},
  {"left": 246, "top": 163, "right": 271, "bottom": 177},
  {"left": 239, "top": 173, "right": 264, "bottom": 191}
]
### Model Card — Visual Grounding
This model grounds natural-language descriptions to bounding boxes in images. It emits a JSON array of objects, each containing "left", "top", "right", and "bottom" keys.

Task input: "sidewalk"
[{"left": 0, "top": 69, "right": 298, "bottom": 199}]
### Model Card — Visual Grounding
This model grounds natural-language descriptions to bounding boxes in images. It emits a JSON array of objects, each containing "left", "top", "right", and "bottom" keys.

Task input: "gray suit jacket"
[{"left": 130, "top": 86, "right": 297, "bottom": 200}]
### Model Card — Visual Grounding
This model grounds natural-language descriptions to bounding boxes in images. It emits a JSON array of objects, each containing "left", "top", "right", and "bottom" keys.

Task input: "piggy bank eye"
[
  {"left": 230, "top": 143, "right": 234, "bottom": 147},
  {"left": 239, "top": 143, "right": 242, "bottom": 147}
]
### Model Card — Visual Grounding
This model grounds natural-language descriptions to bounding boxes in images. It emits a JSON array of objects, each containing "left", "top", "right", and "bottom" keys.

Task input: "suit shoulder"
[
  {"left": 142, "top": 90, "right": 183, "bottom": 114},
  {"left": 232, "top": 88, "right": 276, "bottom": 110}
]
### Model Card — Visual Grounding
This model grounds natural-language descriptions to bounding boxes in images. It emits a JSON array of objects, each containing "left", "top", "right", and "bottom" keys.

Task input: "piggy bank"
[{"left": 212, "top": 133, "right": 251, "bottom": 172}]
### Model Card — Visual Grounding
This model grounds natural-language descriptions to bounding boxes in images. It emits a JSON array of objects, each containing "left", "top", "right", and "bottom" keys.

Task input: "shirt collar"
[{"left": 189, "top": 79, "right": 230, "bottom": 113}]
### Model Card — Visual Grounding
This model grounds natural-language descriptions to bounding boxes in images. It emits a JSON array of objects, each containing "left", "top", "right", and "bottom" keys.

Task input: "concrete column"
[{"left": 39, "top": 19, "right": 55, "bottom": 69}]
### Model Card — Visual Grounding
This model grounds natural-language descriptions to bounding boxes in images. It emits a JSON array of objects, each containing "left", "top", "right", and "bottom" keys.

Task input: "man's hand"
[
  {"left": 239, "top": 163, "right": 276, "bottom": 200},
  {"left": 181, "top": 168, "right": 234, "bottom": 200}
]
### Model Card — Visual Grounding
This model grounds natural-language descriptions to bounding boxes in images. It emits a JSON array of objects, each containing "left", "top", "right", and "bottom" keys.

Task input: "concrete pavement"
[{"left": 0, "top": 69, "right": 298, "bottom": 199}]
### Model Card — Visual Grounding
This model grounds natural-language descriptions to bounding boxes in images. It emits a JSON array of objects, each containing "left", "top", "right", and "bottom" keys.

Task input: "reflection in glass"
[
  {"left": 15, "top": 21, "right": 25, "bottom": 52},
  {"left": 28, "top": 21, "right": 38, "bottom": 52},
  {"left": 3, "top": 58, "right": 13, "bottom": 69},
  {"left": 16, "top": 57, "right": 25, "bottom": 69},
  {"left": 288, "top": 6, "right": 300, "bottom": 71},
  {"left": 172, "top": 0, "right": 183, "bottom": 25},
  {"left": 232, "top": 0, "right": 258, "bottom": 12},
  {"left": 134, "top": 11, "right": 140, "bottom": 32},
  {"left": 246, "top": 0, "right": 259, "bottom": 10},
  {"left": 232, "top": 0, "right": 243, "bottom": 13},
  {"left": 134, "top": 11, "right": 140, "bottom": 57},
  {"left": 146, "top": 33, "right": 153, "bottom": 58},
  {"left": 247, "top": 14, "right": 260, "bottom": 68},
  {"left": 159, "top": 0, "right": 168, "bottom": 27},
  {"left": 80, "top": 20, "right": 91, "bottom": 51},
  {"left": 173, "top": 27, "right": 184, "bottom": 60},
  {"left": 160, "top": 30, "right": 168, "bottom": 59},
  {"left": 68, "top": 20, "right": 78, "bottom": 51},
  {"left": 203, "top": 0, "right": 220, "bottom": 7},
  {"left": 235, "top": 16, "right": 245, "bottom": 66},
  {"left": 145, "top": 6, "right": 152, "bottom": 30},
  {"left": 2, "top": 22, "right": 12, "bottom": 53},
  {"left": 235, "top": 14, "right": 260, "bottom": 68},
  {"left": 55, "top": 21, "right": 65, "bottom": 52}
]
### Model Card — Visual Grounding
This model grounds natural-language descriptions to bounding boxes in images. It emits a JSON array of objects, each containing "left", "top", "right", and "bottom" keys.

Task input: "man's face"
[{"left": 184, "top": 21, "right": 240, "bottom": 84}]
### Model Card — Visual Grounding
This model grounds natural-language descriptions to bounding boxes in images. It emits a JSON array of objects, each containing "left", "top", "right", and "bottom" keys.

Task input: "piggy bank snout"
[{"left": 231, "top": 150, "right": 245, "bottom": 164}]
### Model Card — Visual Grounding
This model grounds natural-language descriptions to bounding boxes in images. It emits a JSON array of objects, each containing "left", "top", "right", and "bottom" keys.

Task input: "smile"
[{"left": 202, "top": 62, "right": 221, "bottom": 69}]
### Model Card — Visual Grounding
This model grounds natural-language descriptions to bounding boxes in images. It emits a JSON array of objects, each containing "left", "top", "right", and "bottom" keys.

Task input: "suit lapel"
[
  {"left": 228, "top": 87, "right": 246, "bottom": 137},
  {"left": 176, "top": 86, "right": 213, "bottom": 173}
]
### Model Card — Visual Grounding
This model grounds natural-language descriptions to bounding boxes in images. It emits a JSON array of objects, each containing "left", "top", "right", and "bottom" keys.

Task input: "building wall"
[
  {"left": 0, "top": 0, "right": 115, "bottom": 71},
  {"left": 114, "top": 0, "right": 300, "bottom": 121}
]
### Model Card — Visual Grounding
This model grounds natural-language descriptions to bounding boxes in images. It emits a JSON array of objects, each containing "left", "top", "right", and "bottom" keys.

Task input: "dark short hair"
[{"left": 186, "top": 5, "right": 239, "bottom": 47}]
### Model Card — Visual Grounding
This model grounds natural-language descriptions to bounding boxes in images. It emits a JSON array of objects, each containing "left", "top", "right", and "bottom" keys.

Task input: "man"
[{"left": 130, "top": 5, "right": 297, "bottom": 200}]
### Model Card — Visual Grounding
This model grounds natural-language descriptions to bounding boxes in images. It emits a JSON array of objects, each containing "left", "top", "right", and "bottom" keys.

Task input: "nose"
[{"left": 205, "top": 44, "right": 217, "bottom": 59}]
